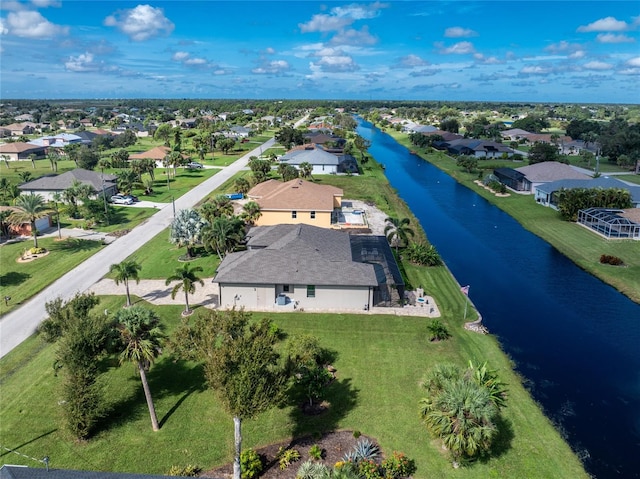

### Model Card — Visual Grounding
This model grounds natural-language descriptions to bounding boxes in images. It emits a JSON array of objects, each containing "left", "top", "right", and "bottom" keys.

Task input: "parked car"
[
  {"left": 186, "top": 161, "right": 204, "bottom": 169},
  {"left": 110, "top": 195, "right": 133, "bottom": 205},
  {"left": 123, "top": 194, "right": 139, "bottom": 203}
]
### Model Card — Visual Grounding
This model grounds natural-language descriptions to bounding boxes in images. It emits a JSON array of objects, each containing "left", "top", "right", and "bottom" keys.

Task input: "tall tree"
[
  {"left": 299, "top": 161, "right": 313, "bottom": 179},
  {"left": 165, "top": 263, "right": 204, "bottom": 315},
  {"left": 9, "top": 193, "right": 50, "bottom": 248},
  {"left": 384, "top": 217, "right": 415, "bottom": 253},
  {"left": 109, "top": 259, "right": 142, "bottom": 307},
  {"left": 234, "top": 177, "right": 251, "bottom": 195},
  {"left": 171, "top": 310, "right": 288, "bottom": 479},
  {"left": 203, "top": 216, "right": 245, "bottom": 260},
  {"left": 49, "top": 192, "right": 63, "bottom": 240},
  {"left": 241, "top": 201, "right": 261, "bottom": 226},
  {"left": 114, "top": 306, "right": 164, "bottom": 431}
]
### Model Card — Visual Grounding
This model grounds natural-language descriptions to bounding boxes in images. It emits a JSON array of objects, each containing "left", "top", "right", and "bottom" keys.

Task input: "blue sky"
[{"left": 1, "top": 1, "right": 639, "bottom": 102}]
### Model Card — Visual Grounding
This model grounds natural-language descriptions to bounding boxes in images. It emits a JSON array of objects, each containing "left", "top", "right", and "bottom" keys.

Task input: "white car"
[{"left": 110, "top": 195, "right": 133, "bottom": 205}]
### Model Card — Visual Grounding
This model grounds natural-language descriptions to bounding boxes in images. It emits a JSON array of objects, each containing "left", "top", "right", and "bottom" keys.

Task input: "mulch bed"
[{"left": 202, "top": 430, "right": 374, "bottom": 479}]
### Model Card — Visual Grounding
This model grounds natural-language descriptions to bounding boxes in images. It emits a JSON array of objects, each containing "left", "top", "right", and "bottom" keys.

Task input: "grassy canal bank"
[
  {"left": 0, "top": 158, "right": 587, "bottom": 478},
  {"left": 386, "top": 130, "right": 640, "bottom": 305}
]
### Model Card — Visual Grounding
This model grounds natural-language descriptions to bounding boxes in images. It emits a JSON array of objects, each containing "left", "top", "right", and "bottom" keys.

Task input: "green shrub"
[
  {"left": 278, "top": 447, "right": 301, "bottom": 470},
  {"left": 381, "top": 451, "right": 417, "bottom": 478},
  {"left": 240, "top": 448, "right": 263, "bottom": 479},
  {"left": 353, "top": 430, "right": 361, "bottom": 439},
  {"left": 28, "top": 246, "right": 46, "bottom": 255},
  {"left": 600, "top": 254, "right": 624, "bottom": 266},
  {"left": 167, "top": 464, "right": 201, "bottom": 476},
  {"left": 309, "top": 444, "right": 324, "bottom": 461},
  {"left": 427, "top": 319, "right": 451, "bottom": 342},
  {"left": 358, "top": 459, "right": 383, "bottom": 479},
  {"left": 297, "top": 460, "right": 329, "bottom": 479}
]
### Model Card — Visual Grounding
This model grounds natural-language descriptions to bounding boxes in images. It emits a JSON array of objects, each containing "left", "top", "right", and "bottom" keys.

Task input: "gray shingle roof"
[
  {"left": 515, "top": 161, "right": 590, "bottom": 182},
  {"left": 279, "top": 148, "right": 339, "bottom": 166},
  {"left": 18, "top": 169, "right": 117, "bottom": 193},
  {"left": 214, "top": 224, "right": 378, "bottom": 287}
]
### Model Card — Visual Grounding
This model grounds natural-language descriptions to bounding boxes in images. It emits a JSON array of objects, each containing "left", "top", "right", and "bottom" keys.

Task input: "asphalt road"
[{"left": 0, "top": 137, "right": 276, "bottom": 358}]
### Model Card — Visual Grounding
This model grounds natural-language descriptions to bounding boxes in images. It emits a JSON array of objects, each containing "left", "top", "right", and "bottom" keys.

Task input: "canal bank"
[{"left": 357, "top": 117, "right": 640, "bottom": 479}]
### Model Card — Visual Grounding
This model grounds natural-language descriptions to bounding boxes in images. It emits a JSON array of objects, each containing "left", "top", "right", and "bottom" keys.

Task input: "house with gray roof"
[
  {"left": 278, "top": 146, "right": 339, "bottom": 175},
  {"left": 534, "top": 176, "right": 640, "bottom": 209},
  {"left": 435, "top": 138, "right": 515, "bottom": 158},
  {"left": 18, "top": 168, "right": 118, "bottom": 201},
  {"left": 494, "top": 161, "right": 590, "bottom": 193},
  {"left": 213, "top": 224, "right": 402, "bottom": 310}
]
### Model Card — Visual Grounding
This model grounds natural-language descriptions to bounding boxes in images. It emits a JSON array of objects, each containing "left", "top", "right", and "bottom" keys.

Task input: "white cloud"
[
  {"left": 626, "top": 57, "right": 640, "bottom": 67},
  {"left": 474, "top": 53, "right": 501, "bottom": 64},
  {"left": 172, "top": 51, "right": 190, "bottom": 61},
  {"left": 299, "top": 14, "right": 351, "bottom": 33},
  {"left": 30, "top": 0, "right": 61, "bottom": 7},
  {"left": 252, "top": 59, "right": 290, "bottom": 75},
  {"left": 436, "top": 41, "right": 475, "bottom": 55},
  {"left": 3, "top": 10, "right": 68, "bottom": 38},
  {"left": 583, "top": 61, "right": 613, "bottom": 70},
  {"left": 577, "top": 16, "right": 627, "bottom": 32},
  {"left": 597, "top": 33, "right": 635, "bottom": 43},
  {"left": 569, "top": 50, "right": 586, "bottom": 59},
  {"left": 299, "top": 2, "right": 386, "bottom": 33},
  {"left": 444, "top": 26, "right": 477, "bottom": 38},
  {"left": 396, "top": 54, "right": 429, "bottom": 68},
  {"left": 545, "top": 41, "right": 584, "bottom": 55},
  {"left": 104, "top": 4, "right": 174, "bottom": 41},
  {"left": 64, "top": 52, "right": 108, "bottom": 72},
  {"left": 0, "top": 19, "right": 7, "bottom": 35},
  {"left": 519, "top": 65, "right": 552, "bottom": 75},
  {"left": 312, "top": 52, "right": 359, "bottom": 72},
  {"left": 263, "top": 47, "right": 275, "bottom": 55},
  {"left": 330, "top": 26, "right": 377, "bottom": 46},
  {"left": 184, "top": 57, "right": 207, "bottom": 66}
]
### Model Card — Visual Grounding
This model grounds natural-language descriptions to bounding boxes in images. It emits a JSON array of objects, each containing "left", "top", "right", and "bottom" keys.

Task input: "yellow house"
[{"left": 247, "top": 179, "right": 343, "bottom": 228}]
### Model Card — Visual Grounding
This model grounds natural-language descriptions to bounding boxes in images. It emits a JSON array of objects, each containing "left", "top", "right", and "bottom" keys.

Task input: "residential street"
[{"left": 0, "top": 138, "right": 275, "bottom": 358}]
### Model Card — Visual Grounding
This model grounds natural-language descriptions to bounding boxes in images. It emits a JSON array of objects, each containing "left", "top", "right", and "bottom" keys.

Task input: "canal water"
[{"left": 356, "top": 118, "right": 640, "bottom": 478}]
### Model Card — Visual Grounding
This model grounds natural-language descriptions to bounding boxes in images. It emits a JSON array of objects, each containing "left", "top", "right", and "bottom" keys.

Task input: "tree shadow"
[
  {"left": 51, "top": 238, "right": 103, "bottom": 253},
  {"left": 287, "top": 376, "right": 359, "bottom": 440},
  {"left": 94, "top": 359, "right": 206, "bottom": 435},
  {"left": 479, "top": 414, "right": 515, "bottom": 463},
  {"left": 0, "top": 271, "right": 31, "bottom": 287},
  {"left": 0, "top": 429, "right": 57, "bottom": 458}
]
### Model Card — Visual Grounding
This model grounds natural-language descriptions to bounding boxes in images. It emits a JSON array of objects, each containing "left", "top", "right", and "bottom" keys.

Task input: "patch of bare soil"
[{"left": 202, "top": 430, "right": 374, "bottom": 479}]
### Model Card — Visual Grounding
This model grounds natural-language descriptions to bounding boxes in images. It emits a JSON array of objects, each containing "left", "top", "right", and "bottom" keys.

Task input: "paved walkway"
[{"left": 88, "top": 278, "right": 441, "bottom": 318}]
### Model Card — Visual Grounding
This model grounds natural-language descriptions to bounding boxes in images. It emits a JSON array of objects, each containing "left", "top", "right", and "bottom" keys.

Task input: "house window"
[
  {"left": 310, "top": 211, "right": 316, "bottom": 219},
  {"left": 292, "top": 211, "right": 297, "bottom": 219},
  {"left": 307, "top": 285, "right": 315, "bottom": 298},
  {"left": 283, "top": 284, "right": 290, "bottom": 293}
]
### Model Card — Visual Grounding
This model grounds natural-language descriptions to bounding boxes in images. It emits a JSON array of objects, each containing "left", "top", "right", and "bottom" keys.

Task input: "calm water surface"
[{"left": 357, "top": 118, "right": 640, "bottom": 479}]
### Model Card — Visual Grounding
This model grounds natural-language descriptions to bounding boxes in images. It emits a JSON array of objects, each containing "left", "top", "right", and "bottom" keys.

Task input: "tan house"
[
  {"left": 0, "top": 142, "right": 47, "bottom": 162},
  {"left": 129, "top": 146, "right": 172, "bottom": 167},
  {"left": 247, "top": 179, "right": 343, "bottom": 228},
  {"left": 3, "top": 122, "right": 37, "bottom": 136}
]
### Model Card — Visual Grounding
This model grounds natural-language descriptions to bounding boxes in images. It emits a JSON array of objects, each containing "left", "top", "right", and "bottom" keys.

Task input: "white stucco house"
[{"left": 213, "top": 224, "right": 403, "bottom": 311}]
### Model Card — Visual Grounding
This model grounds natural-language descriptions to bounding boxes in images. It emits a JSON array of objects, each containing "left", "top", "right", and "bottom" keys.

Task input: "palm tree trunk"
[
  {"left": 233, "top": 416, "right": 242, "bottom": 479},
  {"left": 184, "top": 290, "right": 190, "bottom": 313},
  {"left": 125, "top": 280, "right": 131, "bottom": 307},
  {"left": 31, "top": 220, "right": 38, "bottom": 248},
  {"left": 138, "top": 361, "right": 159, "bottom": 431}
]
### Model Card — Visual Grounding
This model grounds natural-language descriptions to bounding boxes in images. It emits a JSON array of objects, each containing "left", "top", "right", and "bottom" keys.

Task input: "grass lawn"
[
  {"left": 110, "top": 227, "right": 220, "bottom": 280},
  {"left": 0, "top": 236, "right": 105, "bottom": 316},
  {"left": 389, "top": 131, "right": 640, "bottom": 304},
  {"left": 0, "top": 287, "right": 587, "bottom": 478},
  {"left": 0, "top": 159, "right": 78, "bottom": 183}
]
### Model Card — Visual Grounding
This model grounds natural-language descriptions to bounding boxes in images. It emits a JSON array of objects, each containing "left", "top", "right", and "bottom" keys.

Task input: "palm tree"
[
  {"left": 299, "top": 161, "right": 313, "bottom": 179},
  {"left": 49, "top": 192, "right": 63, "bottom": 240},
  {"left": 0, "top": 210, "right": 11, "bottom": 239},
  {"left": 384, "top": 217, "right": 415, "bottom": 253},
  {"left": 203, "top": 216, "right": 245, "bottom": 260},
  {"left": 1, "top": 155, "right": 9, "bottom": 169},
  {"left": 28, "top": 153, "right": 37, "bottom": 169},
  {"left": 110, "top": 259, "right": 142, "bottom": 307},
  {"left": 234, "top": 177, "right": 251, "bottom": 195},
  {"left": 18, "top": 171, "right": 32, "bottom": 183},
  {"left": 241, "top": 201, "right": 261, "bottom": 226},
  {"left": 9, "top": 193, "right": 50, "bottom": 248},
  {"left": 420, "top": 377, "right": 498, "bottom": 462},
  {"left": 114, "top": 305, "right": 163, "bottom": 431},
  {"left": 165, "top": 263, "right": 204, "bottom": 315}
]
